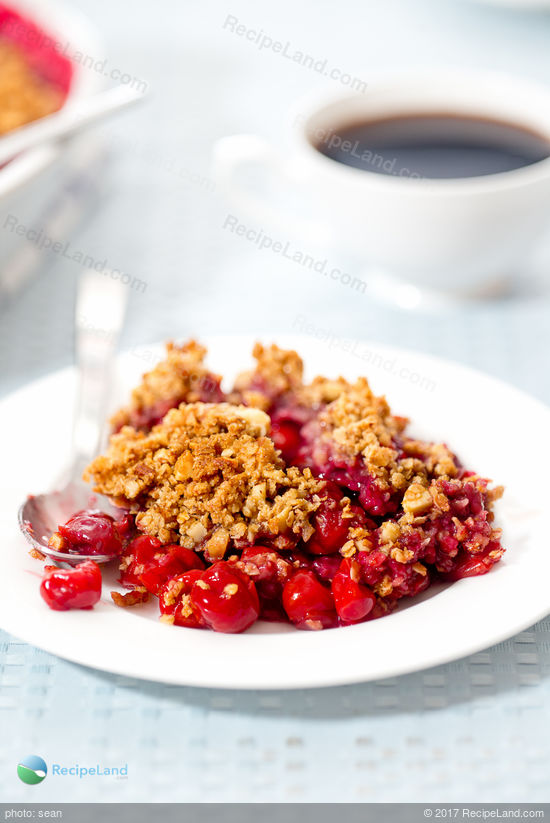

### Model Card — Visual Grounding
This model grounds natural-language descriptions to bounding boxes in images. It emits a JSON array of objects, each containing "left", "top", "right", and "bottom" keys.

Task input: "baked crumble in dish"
[
  {"left": 39, "top": 341, "right": 505, "bottom": 632},
  {"left": 0, "top": 5, "right": 73, "bottom": 138}
]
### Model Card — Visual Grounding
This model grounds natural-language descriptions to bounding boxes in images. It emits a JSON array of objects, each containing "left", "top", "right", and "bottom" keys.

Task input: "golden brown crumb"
[
  {"left": 111, "top": 590, "right": 150, "bottom": 607},
  {"left": 298, "top": 375, "right": 359, "bottom": 408},
  {"left": 110, "top": 340, "right": 223, "bottom": 430},
  {"left": 301, "top": 376, "right": 459, "bottom": 495},
  {"left": 48, "top": 532, "right": 67, "bottom": 552},
  {"left": 233, "top": 343, "right": 304, "bottom": 409},
  {"left": 402, "top": 439, "right": 459, "bottom": 479},
  {"left": 86, "top": 402, "right": 322, "bottom": 553}
]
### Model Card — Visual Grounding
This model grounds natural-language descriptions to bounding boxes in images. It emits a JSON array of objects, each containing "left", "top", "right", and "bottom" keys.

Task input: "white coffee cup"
[{"left": 214, "top": 69, "right": 550, "bottom": 297}]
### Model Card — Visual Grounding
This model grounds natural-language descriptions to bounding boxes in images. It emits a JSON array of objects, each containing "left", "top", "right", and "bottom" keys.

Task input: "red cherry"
[
  {"left": 119, "top": 535, "right": 162, "bottom": 588},
  {"left": 282, "top": 570, "right": 337, "bottom": 630},
  {"left": 125, "top": 397, "right": 181, "bottom": 431},
  {"left": 58, "top": 510, "right": 123, "bottom": 557},
  {"left": 237, "top": 546, "right": 292, "bottom": 618},
  {"left": 238, "top": 546, "right": 290, "bottom": 584},
  {"left": 138, "top": 545, "right": 205, "bottom": 596},
  {"left": 443, "top": 543, "right": 503, "bottom": 581},
  {"left": 286, "top": 550, "right": 314, "bottom": 572},
  {"left": 159, "top": 569, "right": 204, "bottom": 628},
  {"left": 270, "top": 420, "right": 301, "bottom": 463},
  {"left": 190, "top": 562, "right": 259, "bottom": 633},
  {"left": 40, "top": 560, "right": 102, "bottom": 611},
  {"left": 113, "top": 512, "right": 134, "bottom": 538},
  {"left": 332, "top": 559, "right": 376, "bottom": 623},
  {"left": 307, "top": 485, "right": 349, "bottom": 555},
  {"left": 119, "top": 536, "right": 204, "bottom": 595},
  {"left": 128, "top": 534, "right": 162, "bottom": 562},
  {"left": 312, "top": 555, "right": 342, "bottom": 582}
]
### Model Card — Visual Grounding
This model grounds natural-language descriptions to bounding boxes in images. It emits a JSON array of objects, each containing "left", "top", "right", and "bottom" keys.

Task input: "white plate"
[{"left": 1, "top": 335, "right": 549, "bottom": 689}]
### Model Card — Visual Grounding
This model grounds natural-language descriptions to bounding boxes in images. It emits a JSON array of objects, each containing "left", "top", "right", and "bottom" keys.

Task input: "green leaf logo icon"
[{"left": 17, "top": 755, "right": 47, "bottom": 785}]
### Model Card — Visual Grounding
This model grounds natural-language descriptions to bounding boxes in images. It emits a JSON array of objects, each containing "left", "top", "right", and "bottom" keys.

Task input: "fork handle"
[{"left": 70, "top": 270, "right": 128, "bottom": 483}]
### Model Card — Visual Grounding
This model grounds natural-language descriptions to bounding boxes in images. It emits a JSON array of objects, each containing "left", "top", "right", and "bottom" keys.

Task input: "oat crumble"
[{"left": 86, "top": 402, "right": 322, "bottom": 552}]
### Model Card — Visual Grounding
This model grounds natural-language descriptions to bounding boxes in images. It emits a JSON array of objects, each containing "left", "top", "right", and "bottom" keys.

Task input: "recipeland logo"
[
  {"left": 17, "top": 755, "right": 47, "bottom": 785},
  {"left": 52, "top": 763, "right": 128, "bottom": 779},
  {"left": 17, "top": 755, "right": 128, "bottom": 783}
]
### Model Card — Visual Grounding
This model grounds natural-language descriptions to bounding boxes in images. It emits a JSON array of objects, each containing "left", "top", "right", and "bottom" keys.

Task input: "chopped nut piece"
[
  {"left": 402, "top": 483, "right": 433, "bottom": 516},
  {"left": 205, "top": 528, "right": 230, "bottom": 559},
  {"left": 340, "top": 541, "right": 356, "bottom": 558},
  {"left": 188, "top": 523, "right": 208, "bottom": 543},
  {"left": 304, "top": 619, "right": 324, "bottom": 631},
  {"left": 111, "top": 590, "right": 150, "bottom": 608},
  {"left": 375, "top": 576, "right": 393, "bottom": 597},
  {"left": 379, "top": 521, "right": 401, "bottom": 544},
  {"left": 391, "top": 547, "right": 414, "bottom": 564}
]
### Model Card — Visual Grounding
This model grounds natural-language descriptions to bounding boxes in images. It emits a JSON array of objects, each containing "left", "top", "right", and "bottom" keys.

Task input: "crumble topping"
[
  {"left": 298, "top": 375, "right": 356, "bottom": 408},
  {"left": 85, "top": 402, "right": 322, "bottom": 552},
  {"left": 303, "top": 377, "right": 459, "bottom": 494},
  {"left": 110, "top": 340, "right": 224, "bottom": 431},
  {"left": 401, "top": 439, "right": 459, "bottom": 479},
  {"left": 233, "top": 343, "right": 304, "bottom": 409}
]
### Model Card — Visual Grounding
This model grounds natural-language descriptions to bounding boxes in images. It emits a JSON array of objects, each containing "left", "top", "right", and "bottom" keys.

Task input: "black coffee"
[{"left": 315, "top": 113, "right": 550, "bottom": 179}]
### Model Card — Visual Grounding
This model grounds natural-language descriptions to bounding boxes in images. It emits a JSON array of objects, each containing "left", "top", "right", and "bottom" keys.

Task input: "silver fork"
[{"left": 18, "top": 269, "right": 128, "bottom": 564}]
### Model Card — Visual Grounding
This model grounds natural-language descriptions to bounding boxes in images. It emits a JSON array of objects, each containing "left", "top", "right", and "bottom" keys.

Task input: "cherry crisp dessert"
[{"left": 39, "top": 340, "right": 505, "bottom": 632}]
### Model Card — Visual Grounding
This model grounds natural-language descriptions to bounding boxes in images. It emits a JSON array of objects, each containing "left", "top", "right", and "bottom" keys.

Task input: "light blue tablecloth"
[{"left": 1, "top": 0, "right": 550, "bottom": 803}]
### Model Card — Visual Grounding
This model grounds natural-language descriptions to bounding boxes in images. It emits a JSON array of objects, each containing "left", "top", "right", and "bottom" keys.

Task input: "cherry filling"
[
  {"left": 440, "top": 540, "right": 503, "bottom": 582},
  {"left": 118, "top": 375, "right": 226, "bottom": 433},
  {"left": 332, "top": 559, "right": 376, "bottom": 623},
  {"left": 120, "top": 398, "right": 182, "bottom": 432},
  {"left": 39, "top": 408, "right": 504, "bottom": 630},
  {"left": 159, "top": 569, "right": 205, "bottom": 628},
  {"left": 307, "top": 484, "right": 350, "bottom": 555},
  {"left": 190, "top": 562, "right": 260, "bottom": 633},
  {"left": 40, "top": 561, "right": 102, "bottom": 611},
  {"left": 320, "top": 460, "right": 397, "bottom": 516},
  {"left": 234, "top": 547, "right": 292, "bottom": 620},
  {"left": 282, "top": 570, "right": 338, "bottom": 630},
  {"left": 312, "top": 555, "right": 342, "bottom": 583},
  {"left": 57, "top": 510, "right": 125, "bottom": 557},
  {"left": 119, "top": 536, "right": 205, "bottom": 595},
  {"left": 270, "top": 419, "right": 302, "bottom": 463},
  {"left": 283, "top": 411, "right": 402, "bottom": 516}
]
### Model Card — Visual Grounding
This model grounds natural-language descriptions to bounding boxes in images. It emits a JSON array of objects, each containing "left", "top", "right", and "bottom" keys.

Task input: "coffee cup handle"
[{"left": 213, "top": 134, "right": 330, "bottom": 244}]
